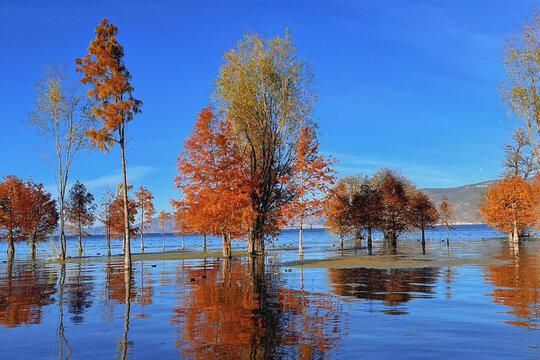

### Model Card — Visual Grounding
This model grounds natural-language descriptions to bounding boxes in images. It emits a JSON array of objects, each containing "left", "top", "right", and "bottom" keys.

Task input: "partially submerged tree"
[
  {"left": 22, "top": 180, "right": 59, "bottom": 260},
  {"left": 213, "top": 30, "right": 317, "bottom": 256},
  {"left": 172, "top": 107, "right": 254, "bottom": 258},
  {"left": 134, "top": 186, "right": 155, "bottom": 253},
  {"left": 157, "top": 210, "right": 173, "bottom": 251},
  {"left": 0, "top": 176, "right": 26, "bottom": 257},
  {"left": 66, "top": 181, "right": 95, "bottom": 256},
  {"left": 479, "top": 176, "right": 536, "bottom": 243},
  {"left": 98, "top": 186, "right": 115, "bottom": 256},
  {"left": 323, "top": 182, "right": 351, "bottom": 250},
  {"left": 502, "top": 128, "right": 537, "bottom": 179},
  {"left": 76, "top": 18, "right": 142, "bottom": 270},
  {"left": 374, "top": 169, "right": 412, "bottom": 248},
  {"left": 27, "top": 65, "right": 94, "bottom": 260},
  {"left": 409, "top": 191, "right": 439, "bottom": 254},
  {"left": 109, "top": 192, "right": 137, "bottom": 247},
  {"left": 284, "top": 124, "right": 336, "bottom": 256},
  {"left": 439, "top": 195, "right": 454, "bottom": 246}
]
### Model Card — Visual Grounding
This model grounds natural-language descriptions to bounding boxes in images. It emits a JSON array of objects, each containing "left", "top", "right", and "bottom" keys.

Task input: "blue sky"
[{"left": 0, "top": 0, "right": 533, "bottom": 212}]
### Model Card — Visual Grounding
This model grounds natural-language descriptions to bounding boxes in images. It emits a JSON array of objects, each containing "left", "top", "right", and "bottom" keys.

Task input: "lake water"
[{"left": 0, "top": 225, "right": 539, "bottom": 359}]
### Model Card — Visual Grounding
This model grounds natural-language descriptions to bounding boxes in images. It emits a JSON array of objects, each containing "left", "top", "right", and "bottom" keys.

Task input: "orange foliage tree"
[
  {"left": 134, "top": 186, "right": 155, "bottom": 253},
  {"left": 479, "top": 176, "right": 537, "bottom": 242},
  {"left": 109, "top": 192, "right": 137, "bottom": 249},
  {"left": 439, "top": 195, "right": 454, "bottom": 246},
  {"left": 323, "top": 182, "right": 351, "bottom": 249},
  {"left": 22, "top": 180, "right": 58, "bottom": 260},
  {"left": 0, "top": 175, "right": 27, "bottom": 257},
  {"left": 284, "top": 125, "right": 336, "bottom": 256},
  {"left": 76, "top": 18, "right": 142, "bottom": 270},
  {"left": 409, "top": 191, "right": 439, "bottom": 254},
  {"left": 374, "top": 169, "right": 412, "bottom": 248},
  {"left": 172, "top": 107, "right": 255, "bottom": 258}
]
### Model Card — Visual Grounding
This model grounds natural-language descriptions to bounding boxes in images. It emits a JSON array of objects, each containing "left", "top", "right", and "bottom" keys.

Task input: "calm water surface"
[{"left": 0, "top": 225, "right": 539, "bottom": 359}]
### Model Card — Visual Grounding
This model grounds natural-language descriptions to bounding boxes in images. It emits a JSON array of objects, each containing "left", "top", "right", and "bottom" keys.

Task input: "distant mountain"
[{"left": 420, "top": 180, "right": 497, "bottom": 224}]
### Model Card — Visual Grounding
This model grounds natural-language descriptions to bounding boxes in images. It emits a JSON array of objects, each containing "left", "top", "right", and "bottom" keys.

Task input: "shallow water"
[{"left": 0, "top": 225, "right": 539, "bottom": 359}]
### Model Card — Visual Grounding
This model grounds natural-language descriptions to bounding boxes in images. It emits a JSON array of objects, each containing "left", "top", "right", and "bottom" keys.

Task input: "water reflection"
[
  {"left": 484, "top": 241, "right": 540, "bottom": 328},
  {"left": 66, "top": 263, "right": 94, "bottom": 324},
  {"left": 170, "top": 257, "right": 343, "bottom": 359},
  {"left": 0, "top": 260, "right": 56, "bottom": 327},
  {"left": 327, "top": 267, "right": 439, "bottom": 315}
]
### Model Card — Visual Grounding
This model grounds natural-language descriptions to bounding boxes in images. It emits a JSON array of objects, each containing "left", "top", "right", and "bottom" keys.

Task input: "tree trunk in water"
[
  {"left": 249, "top": 214, "right": 265, "bottom": 257},
  {"left": 222, "top": 233, "right": 232, "bottom": 258},
  {"left": 203, "top": 234, "right": 206, "bottom": 252},
  {"left": 298, "top": 218, "right": 303, "bottom": 257},
  {"left": 120, "top": 139, "right": 131, "bottom": 271},
  {"left": 391, "top": 232, "right": 397, "bottom": 249},
  {"left": 107, "top": 233, "right": 111, "bottom": 257},
  {"left": 78, "top": 227, "right": 82, "bottom": 257},
  {"left": 30, "top": 238, "right": 36, "bottom": 261},
  {"left": 446, "top": 226, "right": 450, "bottom": 247},
  {"left": 182, "top": 234, "right": 185, "bottom": 250},
  {"left": 339, "top": 235, "right": 343, "bottom": 250},
  {"left": 512, "top": 220, "right": 519, "bottom": 244},
  {"left": 367, "top": 227, "right": 373, "bottom": 255},
  {"left": 7, "top": 231, "right": 14, "bottom": 257},
  {"left": 421, "top": 226, "right": 426, "bottom": 255},
  {"left": 162, "top": 232, "right": 165, "bottom": 251},
  {"left": 140, "top": 231, "right": 144, "bottom": 253}
]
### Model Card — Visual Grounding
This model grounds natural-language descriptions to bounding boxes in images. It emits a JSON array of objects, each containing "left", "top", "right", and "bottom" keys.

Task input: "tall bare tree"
[
  {"left": 502, "top": 128, "right": 537, "bottom": 179},
  {"left": 27, "top": 65, "right": 94, "bottom": 260},
  {"left": 500, "top": 10, "right": 540, "bottom": 167}
]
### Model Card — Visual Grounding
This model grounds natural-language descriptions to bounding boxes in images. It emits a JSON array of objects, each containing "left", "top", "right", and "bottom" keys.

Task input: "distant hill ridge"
[{"left": 420, "top": 180, "right": 496, "bottom": 224}]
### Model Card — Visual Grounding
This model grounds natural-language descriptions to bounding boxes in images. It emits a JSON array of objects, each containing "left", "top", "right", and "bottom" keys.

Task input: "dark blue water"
[{"left": 0, "top": 225, "right": 538, "bottom": 359}]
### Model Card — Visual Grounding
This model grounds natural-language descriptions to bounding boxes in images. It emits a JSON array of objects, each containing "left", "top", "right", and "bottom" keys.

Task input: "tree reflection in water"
[
  {"left": 170, "top": 257, "right": 343, "bottom": 359},
  {"left": 0, "top": 259, "right": 56, "bottom": 328},
  {"left": 484, "top": 241, "right": 540, "bottom": 328},
  {"left": 327, "top": 267, "right": 439, "bottom": 315},
  {"left": 65, "top": 263, "right": 94, "bottom": 324}
]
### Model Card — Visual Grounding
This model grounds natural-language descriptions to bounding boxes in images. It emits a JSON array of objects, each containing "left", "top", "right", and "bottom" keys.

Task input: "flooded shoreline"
[{"left": 0, "top": 225, "right": 539, "bottom": 359}]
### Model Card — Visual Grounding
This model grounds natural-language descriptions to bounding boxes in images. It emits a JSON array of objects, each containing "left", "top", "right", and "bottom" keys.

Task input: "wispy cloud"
[
  {"left": 45, "top": 166, "right": 157, "bottom": 196},
  {"left": 327, "top": 152, "right": 481, "bottom": 188}
]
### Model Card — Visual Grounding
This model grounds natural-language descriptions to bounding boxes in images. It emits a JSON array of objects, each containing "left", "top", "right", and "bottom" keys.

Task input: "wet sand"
[{"left": 285, "top": 254, "right": 510, "bottom": 269}]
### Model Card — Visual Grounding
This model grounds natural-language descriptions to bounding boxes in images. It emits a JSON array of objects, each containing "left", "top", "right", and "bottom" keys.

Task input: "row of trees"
[
  {"left": 0, "top": 174, "right": 161, "bottom": 259},
  {"left": 324, "top": 169, "right": 453, "bottom": 254}
]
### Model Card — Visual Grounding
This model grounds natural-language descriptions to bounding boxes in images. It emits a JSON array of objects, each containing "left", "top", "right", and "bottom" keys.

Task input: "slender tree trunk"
[
  {"left": 339, "top": 235, "right": 343, "bottom": 250},
  {"left": 162, "top": 231, "right": 165, "bottom": 251},
  {"left": 140, "top": 206, "right": 144, "bottom": 253},
  {"left": 512, "top": 219, "right": 519, "bottom": 244},
  {"left": 182, "top": 234, "right": 185, "bottom": 250},
  {"left": 421, "top": 225, "right": 426, "bottom": 255},
  {"left": 78, "top": 223, "right": 82, "bottom": 256},
  {"left": 422, "top": 225, "right": 426, "bottom": 255},
  {"left": 298, "top": 217, "right": 303, "bottom": 257},
  {"left": 58, "top": 160, "right": 67, "bottom": 261},
  {"left": 203, "top": 234, "right": 206, "bottom": 252},
  {"left": 446, "top": 225, "right": 450, "bottom": 247},
  {"left": 120, "top": 137, "right": 131, "bottom": 271}
]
